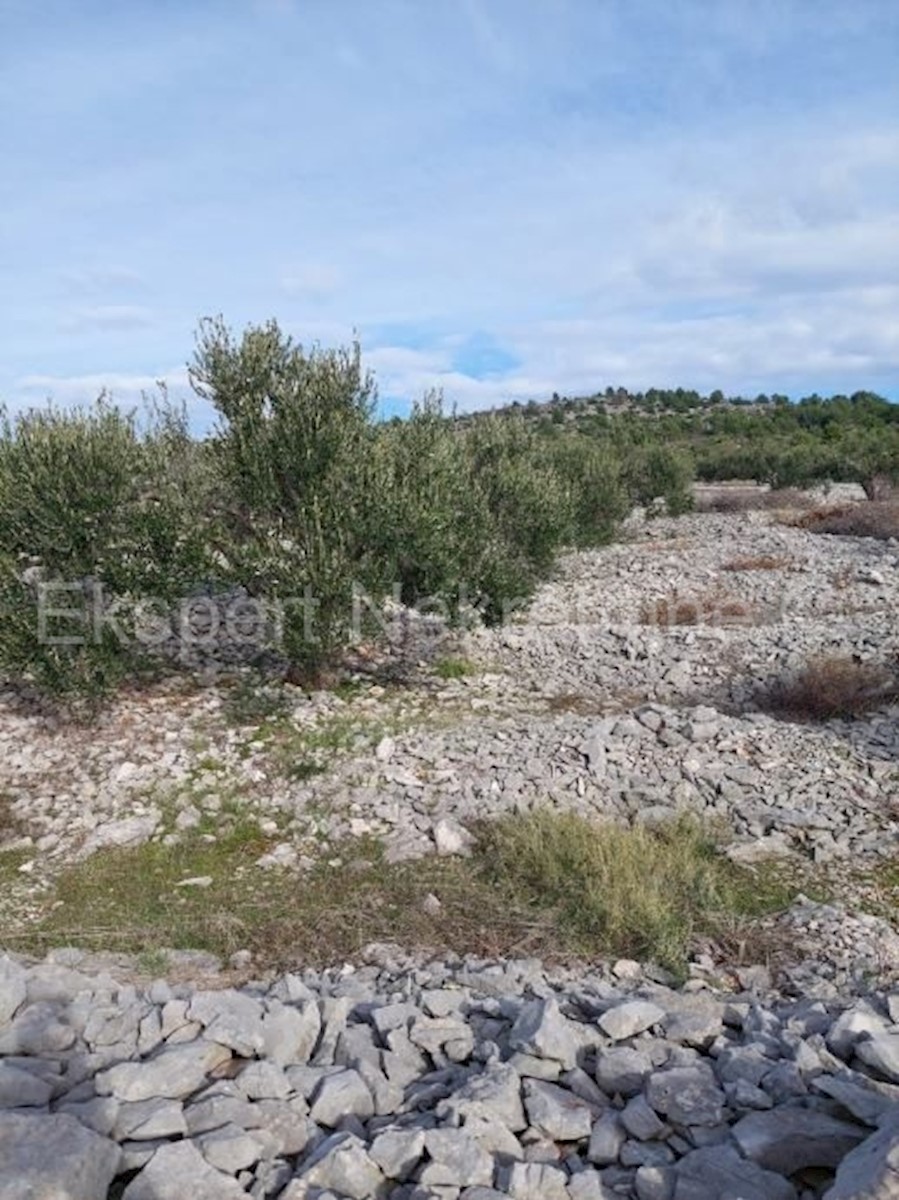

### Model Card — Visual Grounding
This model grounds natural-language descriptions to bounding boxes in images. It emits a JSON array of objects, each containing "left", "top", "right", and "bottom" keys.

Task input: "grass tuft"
[
  {"left": 477, "top": 811, "right": 790, "bottom": 975},
  {"left": 757, "top": 655, "right": 897, "bottom": 721},
  {"left": 221, "top": 678, "right": 292, "bottom": 727},
  {"left": 433, "top": 656, "right": 477, "bottom": 680}
]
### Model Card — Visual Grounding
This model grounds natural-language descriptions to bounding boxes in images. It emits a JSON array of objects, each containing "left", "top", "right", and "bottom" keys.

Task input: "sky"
[{"left": 2, "top": 0, "right": 898, "bottom": 430}]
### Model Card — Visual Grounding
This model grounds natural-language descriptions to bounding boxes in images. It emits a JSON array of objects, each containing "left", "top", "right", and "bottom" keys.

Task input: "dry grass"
[
  {"left": 721, "top": 555, "right": 791, "bottom": 572},
  {"left": 829, "top": 565, "right": 855, "bottom": 592},
  {"left": 640, "top": 588, "right": 759, "bottom": 628},
  {"left": 477, "top": 811, "right": 792, "bottom": 975},
  {"left": 13, "top": 810, "right": 793, "bottom": 978},
  {"left": 757, "top": 655, "right": 898, "bottom": 722},
  {"left": 791, "top": 500, "right": 899, "bottom": 542}
]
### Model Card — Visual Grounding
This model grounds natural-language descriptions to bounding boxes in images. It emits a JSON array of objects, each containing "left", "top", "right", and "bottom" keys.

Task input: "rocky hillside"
[{"left": 1, "top": 499, "right": 899, "bottom": 1198}]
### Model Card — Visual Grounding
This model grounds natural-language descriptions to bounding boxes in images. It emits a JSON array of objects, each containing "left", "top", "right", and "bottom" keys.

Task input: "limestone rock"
[
  {"left": 0, "top": 1111, "right": 120, "bottom": 1200},
  {"left": 122, "top": 1139, "right": 246, "bottom": 1199}
]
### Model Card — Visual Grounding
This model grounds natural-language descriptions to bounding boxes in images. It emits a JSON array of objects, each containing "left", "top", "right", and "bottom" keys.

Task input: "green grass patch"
[
  {"left": 22, "top": 827, "right": 525, "bottom": 967},
  {"left": 30, "top": 818, "right": 273, "bottom": 956},
  {"left": 14, "top": 808, "right": 797, "bottom": 977},
  {"left": 476, "top": 810, "right": 794, "bottom": 975},
  {"left": 245, "top": 709, "right": 407, "bottom": 782},
  {"left": 433, "top": 656, "right": 477, "bottom": 680}
]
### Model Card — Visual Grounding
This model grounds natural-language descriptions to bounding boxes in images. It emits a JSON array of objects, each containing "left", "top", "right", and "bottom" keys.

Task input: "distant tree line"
[{"left": 469, "top": 387, "right": 898, "bottom": 497}]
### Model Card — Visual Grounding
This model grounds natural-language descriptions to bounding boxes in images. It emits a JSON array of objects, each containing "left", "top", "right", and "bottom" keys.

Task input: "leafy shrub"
[
  {"left": 0, "top": 398, "right": 212, "bottom": 708},
  {"left": 0, "top": 317, "right": 648, "bottom": 708},
  {"left": 622, "top": 444, "right": 695, "bottom": 515},
  {"left": 189, "top": 316, "right": 381, "bottom": 675},
  {"left": 369, "top": 401, "right": 582, "bottom": 627},
  {"left": 463, "top": 416, "right": 573, "bottom": 623},
  {"left": 367, "top": 394, "right": 490, "bottom": 615},
  {"left": 543, "top": 436, "right": 628, "bottom": 547}
]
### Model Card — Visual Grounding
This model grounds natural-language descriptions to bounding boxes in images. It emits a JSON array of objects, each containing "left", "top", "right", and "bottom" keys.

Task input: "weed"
[
  {"left": 221, "top": 677, "right": 292, "bottom": 727},
  {"left": 332, "top": 678, "right": 368, "bottom": 701},
  {"left": 246, "top": 710, "right": 397, "bottom": 781},
  {"left": 31, "top": 818, "right": 273, "bottom": 958},
  {"left": 757, "top": 655, "right": 897, "bottom": 721},
  {"left": 136, "top": 948, "right": 170, "bottom": 976},
  {"left": 830, "top": 565, "right": 854, "bottom": 591},
  {"left": 11, "top": 807, "right": 795, "bottom": 977},
  {"left": 0, "top": 791, "right": 26, "bottom": 847},
  {"left": 434, "top": 656, "right": 477, "bottom": 680},
  {"left": 476, "top": 810, "right": 792, "bottom": 976}
]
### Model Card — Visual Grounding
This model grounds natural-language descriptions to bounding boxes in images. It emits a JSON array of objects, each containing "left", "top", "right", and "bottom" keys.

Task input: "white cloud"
[
  {"left": 59, "top": 306, "right": 156, "bottom": 333},
  {"left": 368, "top": 282, "right": 899, "bottom": 413},
  {"left": 2, "top": 1, "right": 897, "bottom": 416},
  {"left": 279, "top": 264, "right": 344, "bottom": 299},
  {"left": 15, "top": 368, "right": 190, "bottom": 407}
]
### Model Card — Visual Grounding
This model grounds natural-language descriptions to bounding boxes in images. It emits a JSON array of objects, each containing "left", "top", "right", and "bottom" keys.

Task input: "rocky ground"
[{"left": 2, "top": 500, "right": 899, "bottom": 1197}]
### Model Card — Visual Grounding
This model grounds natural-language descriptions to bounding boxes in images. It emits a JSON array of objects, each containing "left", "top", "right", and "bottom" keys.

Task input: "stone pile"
[
  {"left": 4, "top": 948, "right": 899, "bottom": 1199},
  {"left": 2, "top": 510, "right": 897, "bottom": 894},
  {"left": 335, "top": 697, "right": 899, "bottom": 871},
  {"left": 3, "top": 506, "right": 899, "bottom": 1197},
  {"left": 467, "top": 510, "right": 899, "bottom": 710}
]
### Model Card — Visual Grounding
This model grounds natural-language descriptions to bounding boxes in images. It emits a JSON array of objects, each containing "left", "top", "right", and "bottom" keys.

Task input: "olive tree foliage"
[
  {"left": 620, "top": 443, "right": 695, "bottom": 515},
  {"left": 0, "top": 395, "right": 212, "bottom": 706},
  {"left": 0, "top": 317, "right": 650, "bottom": 710},
  {"left": 369, "top": 398, "right": 579, "bottom": 625},
  {"left": 462, "top": 414, "right": 574, "bottom": 622},
  {"left": 189, "top": 316, "right": 381, "bottom": 674},
  {"left": 543, "top": 436, "right": 629, "bottom": 548},
  {"left": 368, "top": 392, "right": 489, "bottom": 614}
]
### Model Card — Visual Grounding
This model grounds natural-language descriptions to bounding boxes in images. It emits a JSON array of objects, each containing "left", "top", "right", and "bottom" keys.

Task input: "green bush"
[
  {"left": 546, "top": 436, "right": 628, "bottom": 547},
  {"left": 367, "top": 393, "right": 489, "bottom": 616},
  {"left": 369, "top": 403, "right": 585, "bottom": 627},
  {"left": 189, "top": 316, "right": 381, "bottom": 676},
  {"left": 0, "top": 397, "right": 212, "bottom": 708},
  {"left": 622, "top": 443, "right": 695, "bottom": 515},
  {"left": 465, "top": 414, "right": 572, "bottom": 579}
]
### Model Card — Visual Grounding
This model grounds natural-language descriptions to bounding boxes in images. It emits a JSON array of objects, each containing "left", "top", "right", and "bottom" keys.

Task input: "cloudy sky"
[{"left": 2, "top": 0, "right": 897, "bottom": 428}]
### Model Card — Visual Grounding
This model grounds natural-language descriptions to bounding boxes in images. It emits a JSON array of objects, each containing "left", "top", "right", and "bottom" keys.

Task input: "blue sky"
[{"left": 2, "top": 0, "right": 898, "bottom": 429}]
